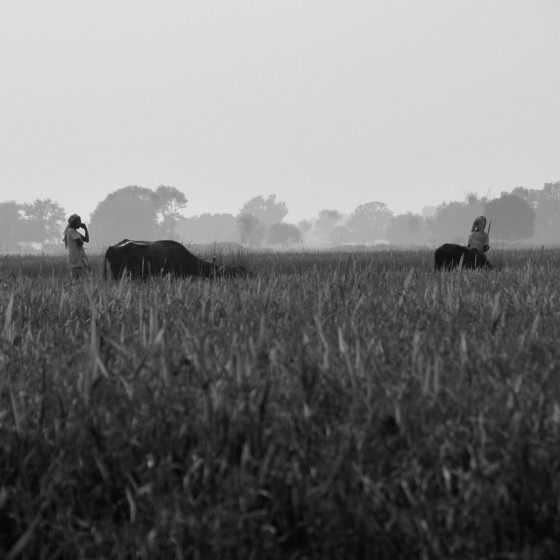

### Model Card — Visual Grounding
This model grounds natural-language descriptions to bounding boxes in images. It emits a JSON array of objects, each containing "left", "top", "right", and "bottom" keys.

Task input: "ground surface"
[{"left": 1, "top": 248, "right": 559, "bottom": 559}]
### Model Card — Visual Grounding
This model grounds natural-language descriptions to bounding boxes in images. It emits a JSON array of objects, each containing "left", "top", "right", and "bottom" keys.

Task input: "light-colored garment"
[
  {"left": 468, "top": 230, "right": 489, "bottom": 252},
  {"left": 66, "top": 228, "right": 89, "bottom": 268}
]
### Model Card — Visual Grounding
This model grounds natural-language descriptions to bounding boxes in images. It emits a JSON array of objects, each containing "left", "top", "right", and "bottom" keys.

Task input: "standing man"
[
  {"left": 467, "top": 215, "right": 491, "bottom": 262},
  {"left": 63, "top": 214, "right": 91, "bottom": 278}
]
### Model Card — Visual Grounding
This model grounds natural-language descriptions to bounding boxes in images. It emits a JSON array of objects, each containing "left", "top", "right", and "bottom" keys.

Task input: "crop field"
[{"left": 1, "top": 247, "right": 560, "bottom": 559}]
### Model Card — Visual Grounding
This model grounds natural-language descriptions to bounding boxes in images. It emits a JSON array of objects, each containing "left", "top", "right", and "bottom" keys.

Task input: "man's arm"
[
  {"left": 69, "top": 226, "right": 88, "bottom": 246},
  {"left": 79, "top": 224, "right": 89, "bottom": 243}
]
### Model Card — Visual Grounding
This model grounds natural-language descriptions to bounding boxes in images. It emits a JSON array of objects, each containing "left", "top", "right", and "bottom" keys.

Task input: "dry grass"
[{"left": 1, "top": 248, "right": 560, "bottom": 559}]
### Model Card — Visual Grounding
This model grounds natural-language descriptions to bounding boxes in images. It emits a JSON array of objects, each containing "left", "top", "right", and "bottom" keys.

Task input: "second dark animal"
[{"left": 434, "top": 243, "right": 492, "bottom": 270}]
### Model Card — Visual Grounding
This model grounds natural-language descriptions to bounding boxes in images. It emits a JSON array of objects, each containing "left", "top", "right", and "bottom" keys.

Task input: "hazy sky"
[{"left": 2, "top": 1, "right": 559, "bottom": 224}]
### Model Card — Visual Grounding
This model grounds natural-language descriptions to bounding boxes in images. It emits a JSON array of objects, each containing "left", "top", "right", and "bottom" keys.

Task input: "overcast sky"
[{"left": 2, "top": 1, "right": 559, "bottom": 224}]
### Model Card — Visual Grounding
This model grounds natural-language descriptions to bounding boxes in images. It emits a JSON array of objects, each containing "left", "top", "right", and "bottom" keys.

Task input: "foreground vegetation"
[{"left": 1, "top": 248, "right": 560, "bottom": 559}]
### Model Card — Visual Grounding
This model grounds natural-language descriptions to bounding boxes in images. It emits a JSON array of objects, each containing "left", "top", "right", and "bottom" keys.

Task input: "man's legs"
[{"left": 71, "top": 266, "right": 84, "bottom": 279}]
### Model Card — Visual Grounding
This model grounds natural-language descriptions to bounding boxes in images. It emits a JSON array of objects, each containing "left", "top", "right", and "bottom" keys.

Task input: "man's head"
[
  {"left": 68, "top": 214, "right": 81, "bottom": 229},
  {"left": 471, "top": 216, "right": 486, "bottom": 233}
]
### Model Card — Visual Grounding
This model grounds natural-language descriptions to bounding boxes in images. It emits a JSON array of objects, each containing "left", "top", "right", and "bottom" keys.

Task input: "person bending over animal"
[{"left": 63, "top": 214, "right": 91, "bottom": 279}]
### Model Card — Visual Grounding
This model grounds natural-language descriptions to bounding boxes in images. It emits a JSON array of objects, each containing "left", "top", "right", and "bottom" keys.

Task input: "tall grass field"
[{"left": 1, "top": 247, "right": 560, "bottom": 559}]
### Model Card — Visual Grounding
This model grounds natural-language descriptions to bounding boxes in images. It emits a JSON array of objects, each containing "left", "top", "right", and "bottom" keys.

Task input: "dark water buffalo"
[
  {"left": 434, "top": 243, "right": 492, "bottom": 270},
  {"left": 104, "top": 239, "right": 246, "bottom": 280}
]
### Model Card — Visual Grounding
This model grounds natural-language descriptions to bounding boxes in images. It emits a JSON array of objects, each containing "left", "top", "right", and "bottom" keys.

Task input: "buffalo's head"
[{"left": 216, "top": 264, "right": 248, "bottom": 278}]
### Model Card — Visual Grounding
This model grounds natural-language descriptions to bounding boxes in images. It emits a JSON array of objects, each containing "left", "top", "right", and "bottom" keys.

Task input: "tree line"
[{"left": 1, "top": 181, "right": 559, "bottom": 253}]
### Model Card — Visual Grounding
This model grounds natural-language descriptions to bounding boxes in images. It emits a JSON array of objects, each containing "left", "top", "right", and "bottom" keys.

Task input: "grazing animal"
[
  {"left": 104, "top": 239, "right": 247, "bottom": 280},
  {"left": 434, "top": 243, "right": 492, "bottom": 270}
]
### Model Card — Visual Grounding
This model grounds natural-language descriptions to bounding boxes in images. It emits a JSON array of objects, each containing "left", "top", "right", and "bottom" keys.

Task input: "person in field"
[
  {"left": 467, "top": 215, "right": 491, "bottom": 263},
  {"left": 63, "top": 214, "right": 91, "bottom": 279}
]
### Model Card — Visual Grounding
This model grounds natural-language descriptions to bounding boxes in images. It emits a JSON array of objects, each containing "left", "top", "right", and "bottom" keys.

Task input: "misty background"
[
  {"left": 0, "top": 181, "right": 558, "bottom": 254},
  {"left": 2, "top": 1, "right": 559, "bottom": 237}
]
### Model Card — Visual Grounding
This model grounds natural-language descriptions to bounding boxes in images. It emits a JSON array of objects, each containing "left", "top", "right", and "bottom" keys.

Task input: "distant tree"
[
  {"left": 511, "top": 182, "right": 560, "bottom": 244},
  {"left": 177, "top": 213, "right": 240, "bottom": 244},
  {"left": 315, "top": 209, "right": 342, "bottom": 237},
  {"left": 484, "top": 194, "right": 536, "bottom": 242},
  {"left": 421, "top": 206, "right": 437, "bottom": 218},
  {"left": 0, "top": 201, "right": 22, "bottom": 252},
  {"left": 533, "top": 182, "right": 560, "bottom": 244},
  {"left": 385, "top": 213, "right": 427, "bottom": 245},
  {"left": 155, "top": 185, "right": 188, "bottom": 239},
  {"left": 426, "top": 194, "right": 485, "bottom": 245},
  {"left": 89, "top": 186, "right": 160, "bottom": 248},
  {"left": 268, "top": 222, "right": 302, "bottom": 246},
  {"left": 312, "top": 209, "right": 343, "bottom": 244},
  {"left": 239, "top": 195, "right": 288, "bottom": 230},
  {"left": 15, "top": 198, "right": 66, "bottom": 244},
  {"left": 346, "top": 201, "right": 393, "bottom": 243},
  {"left": 237, "top": 213, "right": 265, "bottom": 246},
  {"left": 328, "top": 225, "right": 351, "bottom": 246},
  {"left": 297, "top": 220, "right": 313, "bottom": 243}
]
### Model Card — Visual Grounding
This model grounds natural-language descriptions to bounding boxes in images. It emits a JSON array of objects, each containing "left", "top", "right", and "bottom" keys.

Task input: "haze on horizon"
[{"left": 1, "top": 0, "right": 559, "bottom": 224}]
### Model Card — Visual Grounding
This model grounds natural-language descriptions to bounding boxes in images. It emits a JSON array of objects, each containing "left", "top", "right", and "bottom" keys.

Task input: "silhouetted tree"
[
  {"left": 239, "top": 195, "right": 288, "bottom": 230},
  {"left": 484, "top": 194, "right": 535, "bottom": 241},
  {"left": 315, "top": 209, "right": 342, "bottom": 237},
  {"left": 237, "top": 213, "right": 265, "bottom": 246},
  {"left": 421, "top": 206, "right": 437, "bottom": 218},
  {"left": 15, "top": 198, "right": 65, "bottom": 244},
  {"left": 346, "top": 202, "right": 392, "bottom": 243},
  {"left": 0, "top": 201, "right": 21, "bottom": 252},
  {"left": 385, "top": 213, "right": 427, "bottom": 245},
  {"left": 426, "top": 194, "right": 485, "bottom": 245},
  {"left": 328, "top": 225, "right": 351, "bottom": 246},
  {"left": 511, "top": 182, "right": 560, "bottom": 244},
  {"left": 312, "top": 209, "right": 343, "bottom": 245},
  {"left": 268, "top": 222, "right": 302, "bottom": 246},
  {"left": 534, "top": 182, "right": 560, "bottom": 244},
  {"left": 89, "top": 186, "right": 160, "bottom": 248},
  {"left": 155, "top": 185, "right": 188, "bottom": 239},
  {"left": 509, "top": 186, "right": 539, "bottom": 206},
  {"left": 297, "top": 220, "right": 313, "bottom": 243},
  {"left": 177, "top": 213, "right": 240, "bottom": 244}
]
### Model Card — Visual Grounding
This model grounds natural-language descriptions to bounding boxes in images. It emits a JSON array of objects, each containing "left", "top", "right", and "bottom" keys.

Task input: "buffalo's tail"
[
  {"left": 103, "top": 249, "right": 110, "bottom": 280},
  {"left": 434, "top": 249, "right": 443, "bottom": 270}
]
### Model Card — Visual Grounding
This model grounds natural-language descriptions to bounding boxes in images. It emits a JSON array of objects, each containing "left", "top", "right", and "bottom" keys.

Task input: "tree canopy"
[
  {"left": 89, "top": 185, "right": 188, "bottom": 248},
  {"left": 0, "top": 198, "right": 65, "bottom": 251},
  {"left": 239, "top": 195, "right": 288, "bottom": 228},
  {"left": 426, "top": 194, "right": 486, "bottom": 245},
  {"left": 177, "top": 213, "right": 240, "bottom": 244},
  {"left": 385, "top": 213, "right": 426, "bottom": 246},
  {"left": 484, "top": 194, "right": 535, "bottom": 242},
  {"left": 236, "top": 213, "right": 265, "bottom": 247},
  {"left": 268, "top": 222, "right": 302, "bottom": 246},
  {"left": 17, "top": 198, "right": 66, "bottom": 244},
  {"left": 510, "top": 182, "right": 560, "bottom": 243},
  {"left": 155, "top": 185, "right": 188, "bottom": 238},
  {"left": 236, "top": 194, "right": 289, "bottom": 246},
  {"left": 0, "top": 201, "right": 22, "bottom": 252},
  {"left": 346, "top": 202, "right": 393, "bottom": 244}
]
